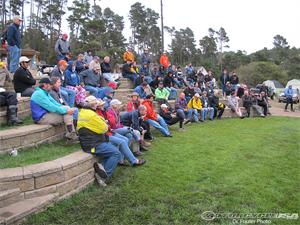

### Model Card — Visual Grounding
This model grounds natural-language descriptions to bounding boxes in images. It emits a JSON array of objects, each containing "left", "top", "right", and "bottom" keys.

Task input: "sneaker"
[
  {"left": 133, "top": 159, "right": 146, "bottom": 167},
  {"left": 183, "top": 119, "right": 191, "bottom": 125},
  {"left": 291, "top": 109, "right": 295, "bottom": 112},
  {"left": 178, "top": 128, "right": 186, "bottom": 132},
  {"left": 284, "top": 109, "right": 289, "bottom": 112},
  {"left": 94, "top": 173, "right": 107, "bottom": 187},
  {"left": 93, "top": 162, "right": 108, "bottom": 179},
  {"left": 260, "top": 114, "right": 266, "bottom": 118}
]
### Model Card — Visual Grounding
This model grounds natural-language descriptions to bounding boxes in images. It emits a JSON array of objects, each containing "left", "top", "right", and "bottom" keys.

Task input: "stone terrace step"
[
  {"left": 0, "top": 151, "right": 95, "bottom": 224},
  {"left": 0, "top": 194, "right": 58, "bottom": 225},
  {"left": 0, "top": 124, "right": 65, "bottom": 154},
  {"left": 0, "top": 188, "right": 23, "bottom": 208},
  {"left": 0, "top": 97, "right": 31, "bottom": 125},
  {"left": 118, "top": 78, "right": 134, "bottom": 89}
]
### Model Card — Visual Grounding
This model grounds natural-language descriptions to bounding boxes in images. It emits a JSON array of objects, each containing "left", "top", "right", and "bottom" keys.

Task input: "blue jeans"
[
  {"left": 221, "top": 84, "right": 226, "bottom": 96},
  {"left": 84, "top": 85, "right": 110, "bottom": 99},
  {"left": 177, "top": 108, "right": 198, "bottom": 122},
  {"left": 201, "top": 108, "right": 214, "bottom": 120},
  {"left": 113, "top": 127, "right": 141, "bottom": 143},
  {"left": 166, "top": 87, "right": 177, "bottom": 100},
  {"left": 73, "top": 108, "right": 79, "bottom": 121},
  {"left": 109, "top": 133, "right": 137, "bottom": 165},
  {"left": 8, "top": 45, "right": 20, "bottom": 73},
  {"left": 147, "top": 115, "right": 170, "bottom": 136},
  {"left": 144, "top": 76, "right": 153, "bottom": 84},
  {"left": 60, "top": 87, "right": 76, "bottom": 107},
  {"left": 94, "top": 142, "right": 121, "bottom": 178},
  {"left": 103, "top": 73, "right": 115, "bottom": 82}
]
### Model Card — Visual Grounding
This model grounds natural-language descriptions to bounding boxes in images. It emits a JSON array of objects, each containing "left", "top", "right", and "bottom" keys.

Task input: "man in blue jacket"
[
  {"left": 7, "top": 16, "right": 22, "bottom": 73},
  {"left": 30, "top": 77, "right": 78, "bottom": 143},
  {"left": 284, "top": 85, "right": 295, "bottom": 112}
]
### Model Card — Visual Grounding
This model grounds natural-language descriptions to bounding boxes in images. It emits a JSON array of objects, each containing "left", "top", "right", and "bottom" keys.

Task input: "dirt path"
[{"left": 269, "top": 100, "right": 300, "bottom": 118}]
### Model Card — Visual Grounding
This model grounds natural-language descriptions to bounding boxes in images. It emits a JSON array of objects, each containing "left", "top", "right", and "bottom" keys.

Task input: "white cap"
[
  {"left": 110, "top": 99, "right": 122, "bottom": 106},
  {"left": 160, "top": 104, "right": 168, "bottom": 109},
  {"left": 194, "top": 93, "right": 200, "bottom": 98},
  {"left": 19, "top": 56, "right": 31, "bottom": 63}
]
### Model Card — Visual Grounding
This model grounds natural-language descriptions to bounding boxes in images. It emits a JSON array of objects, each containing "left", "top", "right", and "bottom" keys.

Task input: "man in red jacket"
[{"left": 142, "top": 94, "right": 171, "bottom": 137}]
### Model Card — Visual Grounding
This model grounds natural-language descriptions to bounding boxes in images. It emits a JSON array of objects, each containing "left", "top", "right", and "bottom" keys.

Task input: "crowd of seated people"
[{"left": 4, "top": 46, "right": 275, "bottom": 187}]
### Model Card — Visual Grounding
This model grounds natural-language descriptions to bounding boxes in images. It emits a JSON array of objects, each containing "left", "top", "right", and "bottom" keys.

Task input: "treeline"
[{"left": 1, "top": 1, "right": 299, "bottom": 85}]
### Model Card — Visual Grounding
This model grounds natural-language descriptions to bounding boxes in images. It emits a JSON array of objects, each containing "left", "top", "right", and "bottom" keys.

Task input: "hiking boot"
[
  {"left": 140, "top": 140, "right": 151, "bottom": 147},
  {"left": 134, "top": 151, "right": 144, "bottom": 157},
  {"left": 94, "top": 162, "right": 108, "bottom": 179},
  {"left": 140, "top": 145, "right": 149, "bottom": 152},
  {"left": 94, "top": 173, "right": 107, "bottom": 187},
  {"left": 7, "top": 106, "right": 23, "bottom": 126}
]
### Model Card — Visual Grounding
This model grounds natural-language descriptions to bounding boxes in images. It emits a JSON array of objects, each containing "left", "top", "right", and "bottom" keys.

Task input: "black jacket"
[
  {"left": 230, "top": 75, "right": 239, "bottom": 85},
  {"left": 78, "top": 127, "right": 108, "bottom": 153},
  {"left": 184, "top": 87, "right": 195, "bottom": 99},
  {"left": 101, "top": 62, "right": 111, "bottom": 73},
  {"left": 163, "top": 76, "right": 174, "bottom": 88},
  {"left": 208, "top": 95, "right": 219, "bottom": 108},
  {"left": 13, "top": 66, "right": 36, "bottom": 93},
  {"left": 121, "top": 110, "right": 142, "bottom": 132}
]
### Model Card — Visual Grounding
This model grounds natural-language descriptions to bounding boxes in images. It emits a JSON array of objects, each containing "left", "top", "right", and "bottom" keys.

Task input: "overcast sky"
[{"left": 95, "top": 0, "right": 300, "bottom": 54}]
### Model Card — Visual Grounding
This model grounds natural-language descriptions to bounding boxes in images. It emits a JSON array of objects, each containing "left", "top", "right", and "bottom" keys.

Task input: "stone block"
[
  {"left": 0, "top": 178, "right": 34, "bottom": 192},
  {"left": 63, "top": 159, "right": 93, "bottom": 181},
  {"left": 23, "top": 160, "right": 62, "bottom": 178},
  {"left": 34, "top": 171, "right": 65, "bottom": 189},
  {"left": 24, "top": 185, "right": 57, "bottom": 199},
  {"left": 0, "top": 167, "right": 23, "bottom": 182}
]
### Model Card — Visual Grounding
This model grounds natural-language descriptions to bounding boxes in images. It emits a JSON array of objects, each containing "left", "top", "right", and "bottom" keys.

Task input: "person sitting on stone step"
[
  {"left": 227, "top": 91, "right": 245, "bottom": 119},
  {"left": 155, "top": 81, "right": 170, "bottom": 106},
  {"left": 107, "top": 99, "right": 149, "bottom": 155},
  {"left": 95, "top": 97, "right": 146, "bottom": 166},
  {"left": 127, "top": 92, "right": 141, "bottom": 112},
  {"left": 13, "top": 56, "right": 36, "bottom": 97},
  {"left": 77, "top": 96, "right": 122, "bottom": 186},
  {"left": 200, "top": 91, "right": 215, "bottom": 121},
  {"left": 79, "top": 64, "right": 111, "bottom": 99},
  {"left": 208, "top": 90, "right": 225, "bottom": 119},
  {"left": 142, "top": 94, "right": 172, "bottom": 137},
  {"left": 30, "top": 77, "right": 78, "bottom": 143},
  {"left": 0, "top": 88, "right": 23, "bottom": 125},
  {"left": 50, "top": 59, "right": 76, "bottom": 107},
  {"left": 159, "top": 104, "right": 185, "bottom": 131},
  {"left": 134, "top": 81, "right": 151, "bottom": 99},
  {"left": 242, "top": 90, "right": 265, "bottom": 118},
  {"left": 49, "top": 76, "right": 79, "bottom": 129}
]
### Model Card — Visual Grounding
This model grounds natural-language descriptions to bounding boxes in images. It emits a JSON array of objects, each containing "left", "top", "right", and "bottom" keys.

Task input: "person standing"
[
  {"left": 7, "top": 16, "right": 23, "bottom": 73},
  {"left": 54, "top": 33, "right": 70, "bottom": 62},
  {"left": 284, "top": 85, "right": 295, "bottom": 112},
  {"left": 13, "top": 56, "right": 36, "bottom": 97},
  {"left": 219, "top": 68, "right": 230, "bottom": 97}
]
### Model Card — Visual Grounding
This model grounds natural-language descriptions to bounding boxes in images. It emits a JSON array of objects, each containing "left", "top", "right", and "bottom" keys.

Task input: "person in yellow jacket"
[
  {"left": 123, "top": 47, "right": 135, "bottom": 62},
  {"left": 77, "top": 96, "right": 121, "bottom": 185},
  {"left": 187, "top": 93, "right": 202, "bottom": 122}
]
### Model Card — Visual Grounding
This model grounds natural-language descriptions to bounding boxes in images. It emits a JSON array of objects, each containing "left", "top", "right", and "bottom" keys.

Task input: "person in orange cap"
[{"left": 55, "top": 33, "right": 70, "bottom": 62}]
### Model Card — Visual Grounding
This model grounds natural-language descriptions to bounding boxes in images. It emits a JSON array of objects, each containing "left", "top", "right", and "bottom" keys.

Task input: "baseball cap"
[
  {"left": 19, "top": 56, "right": 31, "bottom": 63},
  {"left": 58, "top": 60, "right": 68, "bottom": 67},
  {"left": 110, "top": 99, "right": 122, "bottom": 106},
  {"left": 160, "top": 104, "right": 168, "bottom": 109},
  {"left": 130, "top": 92, "right": 139, "bottom": 97},
  {"left": 39, "top": 77, "right": 51, "bottom": 84},
  {"left": 13, "top": 16, "right": 23, "bottom": 21}
]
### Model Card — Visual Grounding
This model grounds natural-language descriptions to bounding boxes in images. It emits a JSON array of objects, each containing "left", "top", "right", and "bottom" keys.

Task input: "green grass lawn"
[
  {"left": 0, "top": 140, "right": 80, "bottom": 169},
  {"left": 22, "top": 117, "right": 300, "bottom": 225}
]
